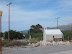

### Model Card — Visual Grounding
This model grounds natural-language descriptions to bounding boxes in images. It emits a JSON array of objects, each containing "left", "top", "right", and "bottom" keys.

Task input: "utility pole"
[
  {"left": 29, "top": 29, "right": 31, "bottom": 40},
  {"left": 56, "top": 16, "right": 60, "bottom": 29},
  {"left": 7, "top": 2, "right": 12, "bottom": 42},
  {"left": 0, "top": 10, "right": 2, "bottom": 54}
]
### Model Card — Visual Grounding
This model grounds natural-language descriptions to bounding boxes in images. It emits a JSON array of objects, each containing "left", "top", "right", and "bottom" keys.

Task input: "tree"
[
  {"left": 30, "top": 24, "right": 43, "bottom": 33},
  {"left": 1, "top": 32, "right": 3, "bottom": 37},
  {"left": 4, "top": 30, "right": 23, "bottom": 40},
  {"left": 35, "top": 24, "right": 42, "bottom": 30}
]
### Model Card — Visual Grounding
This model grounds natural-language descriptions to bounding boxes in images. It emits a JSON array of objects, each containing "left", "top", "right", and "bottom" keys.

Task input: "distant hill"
[
  {"left": 47, "top": 24, "right": 72, "bottom": 30},
  {"left": 19, "top": 24, "right": 72, "bottom": 33},
  {"left": 19, "top": 30, "right": 28, "bottom": 33},
  {"left": 57, "top": 24, "right": 72, "bottom": 30}
]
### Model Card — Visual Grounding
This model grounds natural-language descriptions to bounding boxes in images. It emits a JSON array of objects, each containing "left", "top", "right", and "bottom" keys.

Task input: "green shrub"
[
  {"left": 24, "top": 33, "right": 43, "bottom": 41},
  {"left": 30, "top": 33, "right": 43, "bottom": 40},
  {"left": 62, "top": 30, "right": 72, "bottom": 40}
]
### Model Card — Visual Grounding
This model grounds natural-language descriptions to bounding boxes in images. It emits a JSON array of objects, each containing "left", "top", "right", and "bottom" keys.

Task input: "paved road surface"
[
  {"left": 49, "top": 50, "right": 72, "bottom": 54},
  {"left": 2, "top": 45, "right": 72, "bottom": 54}
]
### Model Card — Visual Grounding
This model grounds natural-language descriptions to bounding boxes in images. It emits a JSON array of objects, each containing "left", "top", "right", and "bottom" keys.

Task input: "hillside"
[{"left": 47, "top": 24, "right": 72, "bottom": 30}]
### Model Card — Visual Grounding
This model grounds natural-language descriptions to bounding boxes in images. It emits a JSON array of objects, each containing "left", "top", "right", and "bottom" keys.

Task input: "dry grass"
[
  {"left": 2, "top": 40, "right": 29, "bottom": 47},
  {"left": 2, "top": 40, "right": 8, "bottom": 46},
  {"left": 30, "top": 38, "right": 40, "bottom": 43}
]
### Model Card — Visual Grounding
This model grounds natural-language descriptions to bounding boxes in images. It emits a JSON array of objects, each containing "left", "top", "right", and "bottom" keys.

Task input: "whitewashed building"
[{"left": 43, "top": 28, "right": 64, "bottom": 42}]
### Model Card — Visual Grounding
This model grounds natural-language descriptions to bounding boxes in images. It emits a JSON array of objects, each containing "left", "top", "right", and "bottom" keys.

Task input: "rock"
[
  {"left": 31, "top": 43, "right": 35, "bottom": 47},
  {"left": 21, "top": 45, "right": 27, "bottom": 48},
  {"left": 52, "top": 41, "right": 57, "bottom": 45},
  {"left": 65, "top": 41, "right": 70, "bottom": 45},
  {"left": 35, "top": 42, "right": 40, "bottom": 47},
  {"left": 57, "top": 41, "right": 65, "bottom": 45},
  {"left": 28, "top": 43, "right": 31, "bottom": 46},
  {"left": 10, "top": 46, "right": 13, "bottom": 48},
  {"left": 30, "top": 41, "right": 70, "bottom": 47}
]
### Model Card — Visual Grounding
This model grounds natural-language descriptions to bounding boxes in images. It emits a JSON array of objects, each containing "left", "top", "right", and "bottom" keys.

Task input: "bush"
[
  {"left": 62, "top": 30, "right": 72, "bottom": 40},
  {"left": 24, "top": 33, "right": 43, "bottom": 41},
  {"left": 30, "top": 33, "right": 43, "bottom": 40},
  {"left": 4, "top": 30, "right": 24, "bottom": 40}
]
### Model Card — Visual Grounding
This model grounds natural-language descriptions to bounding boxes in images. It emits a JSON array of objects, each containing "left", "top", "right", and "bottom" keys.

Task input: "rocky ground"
[{"left": 2, "top": 44, "right": 72, "bottom": 54}]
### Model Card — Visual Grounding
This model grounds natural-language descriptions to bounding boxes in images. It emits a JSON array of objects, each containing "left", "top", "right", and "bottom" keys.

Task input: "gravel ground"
[{"left": 2, "top": 45, "right": 72, "bottom": 54}]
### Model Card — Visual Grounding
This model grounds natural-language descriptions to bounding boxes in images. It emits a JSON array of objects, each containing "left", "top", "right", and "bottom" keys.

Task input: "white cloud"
[
  {"left": 0, "top": 0, "right": 72, "bottom": 32},
  {"left": 12, "top": 0, "right": 51, "bottom": 8},
  {"left": 13, "top": 0, "right": 50, "bottom": 2},
  {"left": 0, "top": 1, "right": 56, "bottom": 22},
  {"left": 58, "top": 0, "right": 72, "bottom": 6},
  {"left": 0, "top": 1, "right": 57, "bottom": 32},
  {"left": 10, "top": 9, "right": 56, "bottom": 22},
  {"left": 56, "top": 0, "right": 72, "bottom": 11}
]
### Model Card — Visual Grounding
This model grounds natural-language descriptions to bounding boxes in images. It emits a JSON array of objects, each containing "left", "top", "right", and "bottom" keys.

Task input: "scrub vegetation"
[
  {"left": 1, "top": 24, "right": 72, "bottom": 47},
  {"left": 62, "top": 30, "right": 72, "bottom": 40}
]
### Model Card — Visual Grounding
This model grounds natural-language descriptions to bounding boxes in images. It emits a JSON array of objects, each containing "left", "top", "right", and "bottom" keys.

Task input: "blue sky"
[{"left": 0, "top": 0, "right": 72, "bottom": 32}]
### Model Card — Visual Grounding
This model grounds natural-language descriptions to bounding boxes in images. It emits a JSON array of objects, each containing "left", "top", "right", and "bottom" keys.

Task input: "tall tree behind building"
[{"left": 30, "top": 24, "right": 43, "bottom": 33}]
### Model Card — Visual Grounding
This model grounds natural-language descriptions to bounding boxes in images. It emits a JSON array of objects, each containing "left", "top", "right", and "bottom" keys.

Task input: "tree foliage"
[
  {"left": 1, "top": 32, "right": 3, "bottom": 37},
  {"left": 4, "top": 30, "right": 23, "bottom": 40},
  {"left": 24, "top": 24, "right": 43, "bottom": 40},
  {"left": 30, "top": 24, "right": 43, "bottom": 33},
  {"left": 30, "top": 33, "right": 43, "bottom": 40}
]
